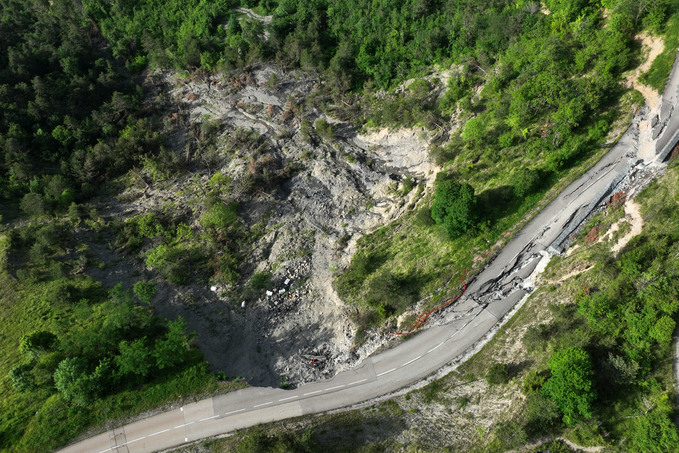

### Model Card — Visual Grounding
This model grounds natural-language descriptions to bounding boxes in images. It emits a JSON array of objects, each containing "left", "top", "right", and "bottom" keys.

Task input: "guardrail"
[
  {"left": 548, "top": 165, "right": 630, "bottom": 254},
  {"left": 657, "top": 127, "right": 679, "bottom": 162}
]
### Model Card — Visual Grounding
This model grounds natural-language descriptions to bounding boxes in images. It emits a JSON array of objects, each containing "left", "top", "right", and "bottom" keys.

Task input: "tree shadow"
[
  {"left": 507, "top": 360, "right": 533, "bottom": 379},
  {"left": 476, "top": 184, "right": 518, "bottom": 224}
]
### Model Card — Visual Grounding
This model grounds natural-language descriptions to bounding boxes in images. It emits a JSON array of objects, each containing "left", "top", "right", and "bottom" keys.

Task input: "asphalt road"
[{"left": 60, "top": 52, "right": 679, "bottom": 453}]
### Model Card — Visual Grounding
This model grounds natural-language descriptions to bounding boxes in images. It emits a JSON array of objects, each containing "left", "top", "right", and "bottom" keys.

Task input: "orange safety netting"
[{"left": 391, "top": 270, "right": 468, "bottom": 337}]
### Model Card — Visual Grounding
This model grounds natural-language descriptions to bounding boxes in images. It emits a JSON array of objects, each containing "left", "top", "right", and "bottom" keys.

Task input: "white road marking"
[
  {"left": 174, "top": 424, "right": 186, "bottom": 429},
  {"left": 325, "top": 384, "right": 345, "bottom": 391},
  {"left": 199, "top": 415, "right": 219, "bottom": 421},
  {"left": 253, "top": 401, "right": 273, "bottom": 408},
  {"left": 427, "top": 342, "right": 444, "bottom": 353},
  {"left": 401, "top": 355, "right": 422, "bottom": 367},
  {"left": 126, "top": 437, "right": 145, "bottom": 444},
  {"left": 376, "top": 368, "right": 396, "bottom": 377},
  {"left": 279, "top": 395, "right": 299, "bottom": 401},
  {"left": 223, "top": 408, "right": 246, "bottom": 416},
  {"left": 185, "top": 421, "right": 195, "bottom": 426},
  {"left": 149, "top": 429, "right": 171, "bottom": 436},
  {"left": 304, "top": 389, "right": 324, "bottom": 396},
  {"left": 347, "top": 378, "right": 368, "bottom": 386}
]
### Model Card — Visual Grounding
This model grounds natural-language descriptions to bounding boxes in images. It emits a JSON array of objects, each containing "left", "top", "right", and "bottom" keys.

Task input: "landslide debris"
[{"left": 101, "top": 65, "right": 438, "bottom": 386}]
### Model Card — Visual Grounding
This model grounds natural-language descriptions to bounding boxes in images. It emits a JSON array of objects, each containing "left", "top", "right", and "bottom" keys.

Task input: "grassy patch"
[
  {"left": 0, "top": 217, "right": 245, "bottom": 452},
  {"left": 641, "top": 12, "right": 679, "bottom": 91}
]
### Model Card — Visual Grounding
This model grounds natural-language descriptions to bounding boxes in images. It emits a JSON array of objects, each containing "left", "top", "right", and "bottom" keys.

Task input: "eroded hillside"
[{"left": 99, "top": 66, "right": 440, "bottom": 386}]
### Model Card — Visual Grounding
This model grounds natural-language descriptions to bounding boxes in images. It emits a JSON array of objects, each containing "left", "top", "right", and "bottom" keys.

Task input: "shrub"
[
  {"left": 200, "top": 202, "right": 239, "bottom": 230},
  {"left": 9, "top": 363, "right": 35, "bottom": 392},
  {"left": 133, "top": 280, "right": 157, "bottom": 305},
  {"left": 249, "top": 272, "right": 272, "bottom": 290},
  {"left": 314, "top": 118, "right": 335, "bottom": 140},
  {"left": 376, "top": 301, "right": 395, "bottom": 320},
  {"left": 522, "top": 370, "right": 547, "bottom": 394},
  {"left": 486, "top": 363, "right": 509, "bottom": 385},
  {"left": 19, "top": 331, "right": 58, "bottom": 357}
]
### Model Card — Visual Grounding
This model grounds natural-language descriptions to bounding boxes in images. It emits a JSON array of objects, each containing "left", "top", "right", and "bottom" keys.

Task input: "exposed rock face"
[{"left": 115, "top": 66, "right": 439, "bottom": 386}]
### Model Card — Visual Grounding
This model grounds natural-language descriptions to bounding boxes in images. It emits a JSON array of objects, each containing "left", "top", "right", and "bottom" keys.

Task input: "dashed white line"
[
  {"left": 427, "top": 342, "right": 444, "bottom": 353},
  {"left": 279, "top": 395, "right": 299, "bottom": 401},
  {"left": 149, "top": 428, "right": 170, "bottom": 436},
  {"left": 325, "top": 384, "right": 345, "bottom": 391},
  {"left": 126, "top": 436, "right": 145, "bottom": 444},
  {"left": 347, "top": 378, "right": 368, "bottom": 386},
  {"left": 253, "top": 401, "right": 273, "bottom": 408},
  {"left": 199, "top": 415, "right": 219, "bottom": 421},
  {"left": 184, "top": 421, "right": 195, "bottom": 426},
  {"left": 376, "top": 368, "right": 396, "bottom": 377},
  {"left": 223, "top": 408, "right": 246, "bottom": 416},
  {"left": 303, "top": 389, "right": 324, "bottom": 396},
  {"left": 174, "top": 424, "right": 186, "bottom": 429},
  {"left": 401, "top": 355, "right": 422, "bottom": 367}
]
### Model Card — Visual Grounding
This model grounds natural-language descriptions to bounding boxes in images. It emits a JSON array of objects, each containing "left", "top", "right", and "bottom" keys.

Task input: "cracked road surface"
[{"left": 60, "top": 53, "right": 679, "bottom": 452}]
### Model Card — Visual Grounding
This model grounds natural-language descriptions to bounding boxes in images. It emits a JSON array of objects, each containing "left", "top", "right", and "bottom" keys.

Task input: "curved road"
[{"left": 60, "top": 51, "right": 679, "bottom": 453}]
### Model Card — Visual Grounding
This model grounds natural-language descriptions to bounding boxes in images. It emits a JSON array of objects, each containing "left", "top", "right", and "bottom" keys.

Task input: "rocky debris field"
[{"left": 97, "top": 65, "right": 439, "bottom": 386}]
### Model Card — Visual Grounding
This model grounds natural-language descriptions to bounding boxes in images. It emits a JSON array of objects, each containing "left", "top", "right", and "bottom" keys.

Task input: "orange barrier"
[{"left": 391, "top": 270, "right": 467, "bottom": 337}]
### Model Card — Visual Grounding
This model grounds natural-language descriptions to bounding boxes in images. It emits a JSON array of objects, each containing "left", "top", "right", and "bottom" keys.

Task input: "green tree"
[
  {"left": 116, "top": 338, "right": 153, "bottom": 377},
  {"left": 19, "top": 192, "right": 47, "bottom": 216},
  {"left": 153, "top": 317, "right": 190, "bottom": 370},
  {"left": 542, "top": 347, "right": 596, "bottom": 426},
  {"left": 53, "top": 357, "right": 95, "bottom": 406},
  {"left": 430, "top": 176, "right": 477, "bottom": 239}
]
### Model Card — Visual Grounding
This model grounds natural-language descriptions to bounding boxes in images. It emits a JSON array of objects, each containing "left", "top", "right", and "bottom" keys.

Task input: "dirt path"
[
  {"left": 629, "top": 33, "right": 665, "bottom": 162},
  {"left": 625, "top": 32, "right": 664, "bottom": 110},
  {"left": 609, "top": 199, "right": 643, "bottom": 253},
  {"left": 510, "top": 436, "right": 606, "bottom": 453}
]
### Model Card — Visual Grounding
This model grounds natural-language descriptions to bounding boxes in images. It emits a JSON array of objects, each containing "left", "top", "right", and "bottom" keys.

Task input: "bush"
[
  {"left": 522, "top": 370, "right": 547, "bottom": 394},
  {"left": 200, "top": 202, "right": 239, "bottom": 230},
  {"left": 376, "top": 301, "right": 395, "bottom": 320},
  {"left": 19, "top": 331, "right": 58, "bottom": 357},
  {"left": 249, "top": 272, "right": 272, "bottom": 290},
  {"left": 314, "top": 118, "right": 335, "bottom": 141},
  {"left": 133, "top": 280, "right": 157, "bottom": 305},
  {"left": 486, "top": 363, "right": 509, "bottom": 385},
  {"left": 9, "top": 363, "right": 35, "bottom": 392}
]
